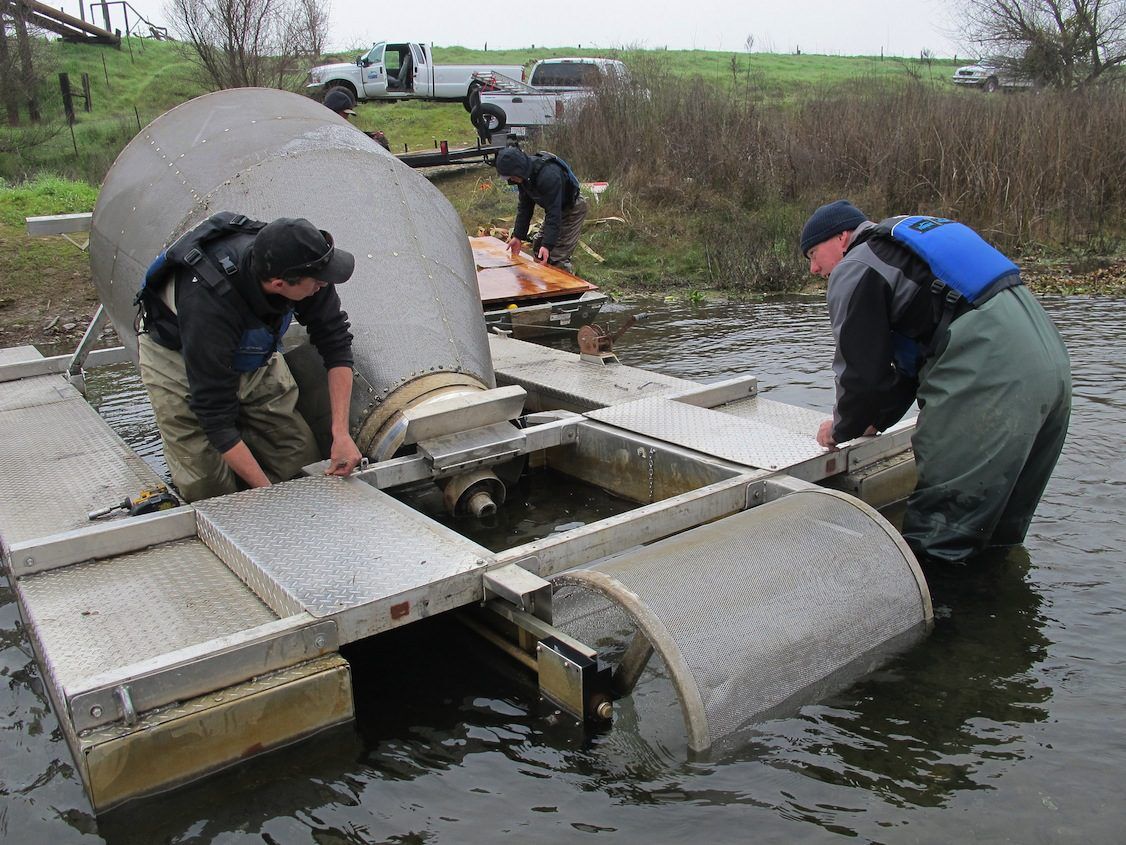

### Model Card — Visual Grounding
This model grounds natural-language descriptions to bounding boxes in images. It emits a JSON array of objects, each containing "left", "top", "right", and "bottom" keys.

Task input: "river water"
[{"left": 2, "top": 295, "right": 1123, "bottom": 844}]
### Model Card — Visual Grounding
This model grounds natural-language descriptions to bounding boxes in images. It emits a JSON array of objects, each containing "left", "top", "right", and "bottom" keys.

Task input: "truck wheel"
[
  {"left": 326, "top": 81, "right": 357, "bottom": 100},
  {"left": 471, "top": 103, "right": 507, "bottom": 134},
  {"left": 463, "top": 83, "right": 482, "bottom": 113},
  {"left": 983, "top": 77, "right": 999, "bottom": 93}
]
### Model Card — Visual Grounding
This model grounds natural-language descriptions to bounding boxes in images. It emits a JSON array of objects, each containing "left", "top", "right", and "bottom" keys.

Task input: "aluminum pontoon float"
[{"left": 0, "top": 88, "right": 932, "bottom": 813}]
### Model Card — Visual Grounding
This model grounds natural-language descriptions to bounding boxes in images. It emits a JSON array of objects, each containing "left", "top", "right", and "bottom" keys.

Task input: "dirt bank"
[{"left": 1, "top": 247, "right": 1122, "bottom": 357}]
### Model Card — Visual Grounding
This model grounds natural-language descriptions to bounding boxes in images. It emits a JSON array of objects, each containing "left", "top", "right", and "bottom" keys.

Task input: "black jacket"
[
  {"left": 147, "top": 244, "right": 353, "bottom": 453},
  {"left": 512, "top": 155, "right": 578, "bottom": 249}
]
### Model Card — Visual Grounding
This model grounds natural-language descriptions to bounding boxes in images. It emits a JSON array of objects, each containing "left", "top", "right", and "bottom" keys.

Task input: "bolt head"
[{"left": 90, "top": 705, "right": 103, "bottom": 718}]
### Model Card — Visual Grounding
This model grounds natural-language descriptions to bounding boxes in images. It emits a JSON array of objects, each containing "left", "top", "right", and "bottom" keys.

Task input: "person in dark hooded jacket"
[{"left": 495, "top": 147, "right": 588, "bottom": 272}]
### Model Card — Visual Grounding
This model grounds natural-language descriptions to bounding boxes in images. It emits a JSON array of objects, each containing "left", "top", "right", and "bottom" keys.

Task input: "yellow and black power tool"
[{"left": 88, "top": 484, "right": 180, "bottom": 520}]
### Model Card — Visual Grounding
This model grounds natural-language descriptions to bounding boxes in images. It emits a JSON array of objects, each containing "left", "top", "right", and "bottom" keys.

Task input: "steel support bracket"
[
  {"left": 745, "top": 479, "right": 768, "bottom": 509},
  {"left": 483, "top": 559, "right": 551, "bottom": 621},
  {"left": 537, "top": 636, "right": 613, "bottom": 723}
]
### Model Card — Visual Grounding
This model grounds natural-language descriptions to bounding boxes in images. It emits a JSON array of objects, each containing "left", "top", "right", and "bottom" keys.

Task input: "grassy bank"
[
  {"left": 0, "top": 39, "right": 958, "bottom": 183},
  {"left": 0, "top": 175, "right": 101, "bottom": 353}
]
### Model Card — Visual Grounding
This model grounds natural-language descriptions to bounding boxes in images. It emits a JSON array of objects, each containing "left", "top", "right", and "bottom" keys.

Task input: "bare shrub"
[
  {"left": 549, "top": 64, "right": 1125, "bottom": 267},
  {"left": 165, "top": 0, "right": 329, "bottom": 90},
  {"left": 790, "top": 81, "right": 1126, "bottom": 246},
  {"left": 958, "top": 0, "right": 1126, "bottom": 89},
  {"left": 1, "top": 8, "right": 53, "bottom": 124}
]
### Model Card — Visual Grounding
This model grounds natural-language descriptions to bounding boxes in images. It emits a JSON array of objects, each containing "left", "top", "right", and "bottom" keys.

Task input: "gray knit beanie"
[{"left": 800, "top": 200, "right": 868, "bottom": 256}]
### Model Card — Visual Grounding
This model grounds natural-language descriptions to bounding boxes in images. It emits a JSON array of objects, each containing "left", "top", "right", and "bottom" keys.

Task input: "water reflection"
[{"left": 763, "top": 549, "right": 1049, "bottom": 814}]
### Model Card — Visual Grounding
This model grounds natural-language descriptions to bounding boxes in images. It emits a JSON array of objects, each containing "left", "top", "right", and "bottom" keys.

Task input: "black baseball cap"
[
  {"left": 252, "top": 218, "right": 355, "bottom": 284},
  {"left": 324, "top": 88, "right": 357, "bottom": 116}
]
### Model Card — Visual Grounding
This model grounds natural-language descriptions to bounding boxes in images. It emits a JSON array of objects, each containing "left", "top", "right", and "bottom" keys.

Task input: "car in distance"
[{"left": 952, "top": 58, "right": 1036, "bottom": 93}]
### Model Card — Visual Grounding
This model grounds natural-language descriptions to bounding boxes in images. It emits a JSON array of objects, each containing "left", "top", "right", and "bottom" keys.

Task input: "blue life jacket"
[
  {"left": 875, "top": 215, "right": 1020, "bottom": 304},
  {"left": 137, "top": 212, "right": 293, "bottom": 373},
  {"left": 874, "top": 215, "right": 1023, "bottom": 369}
]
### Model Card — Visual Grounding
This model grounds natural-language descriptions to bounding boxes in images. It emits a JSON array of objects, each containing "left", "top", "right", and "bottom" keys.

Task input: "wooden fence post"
[{"left": 60, "top": 72, "right": 75, "bottom": 124}]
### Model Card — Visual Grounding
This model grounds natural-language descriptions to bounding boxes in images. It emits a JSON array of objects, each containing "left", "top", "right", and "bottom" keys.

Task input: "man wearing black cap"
[
  {"left": 495, "top": 147, "right": 587, "bottom": 272},
  {"left": 800, "top": 199, "right": 1071, "bottom": 563},
  {"left": 323, "top": 87, "right": 358, "bottom": 119},
  {"left": 136, "top": 213, "right": 362, "bottom": 502},
  {"left": 323, "top": 87, "right": 390, "bottom": 151}
]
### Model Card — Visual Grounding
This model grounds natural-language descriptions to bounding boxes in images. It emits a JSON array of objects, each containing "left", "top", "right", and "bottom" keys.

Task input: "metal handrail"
[{"left": 88, "top": 0, "right": 167, "bottom": 40}]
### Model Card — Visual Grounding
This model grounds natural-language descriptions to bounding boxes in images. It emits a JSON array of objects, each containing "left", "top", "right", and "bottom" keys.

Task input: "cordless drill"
[{"left": 88, "top": 484, "right": 180, "bottom": 520}]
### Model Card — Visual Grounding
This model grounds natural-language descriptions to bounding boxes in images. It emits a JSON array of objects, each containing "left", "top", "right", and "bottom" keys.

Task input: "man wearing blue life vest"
[
  {"left": 495, "top": 147, "right": 589, "bottom": 273},
  {"left": 136, "top": 214, "right": 363, "bottom": 503},
  {"left": 800, "top": 200, "right": 1071, "bottom": 563}
]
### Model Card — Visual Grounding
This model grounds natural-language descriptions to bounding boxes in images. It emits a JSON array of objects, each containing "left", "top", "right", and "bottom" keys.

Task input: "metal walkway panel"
[
  {"left": 195, "top": 476, "right": 494, "bottom": 643},
  {"left": 718, "top": 394, "right": 827, "bottom": 436},
  {"left": 587, "top": 397, "right": 825, "bottom": 471},
  {"left": 0, "top": 387, "right": 164, "bottom": 545},
  {"left": 0, "top": 344, "right": 42, "bottom": 364},
  {"left": 0, "top": 371, "right": 76, "bottom": 411},
  {"left": 17, "top": 538, "right": 277, "bottom": 694},
  {"left": 488, "top": 334, "right": 691, "bottom": 412}
]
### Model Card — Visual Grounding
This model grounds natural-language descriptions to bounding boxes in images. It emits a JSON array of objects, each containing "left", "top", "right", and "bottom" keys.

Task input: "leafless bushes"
[
  {"left": 789, "top": 83, "right": 1125, "bottom": 245},
  {"left": 959, "top": 0, "right": 1126, "bottom": 89},
  {"left": 165, "top": 0, "right": 329, "bottom": 90},
  {"left": 550, "top": 66, "right": 1124, "bottom": 288}
]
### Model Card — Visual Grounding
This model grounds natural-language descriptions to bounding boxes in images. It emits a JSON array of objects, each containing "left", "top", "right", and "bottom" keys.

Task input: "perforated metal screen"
[{"left": 552, "top": 489, "right": 932, "bottom": 751}]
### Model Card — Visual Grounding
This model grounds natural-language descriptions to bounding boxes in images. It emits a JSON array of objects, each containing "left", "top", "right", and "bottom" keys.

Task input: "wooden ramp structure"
[{"left": 9, "top": 0, "right": 120, "bottom": 45}]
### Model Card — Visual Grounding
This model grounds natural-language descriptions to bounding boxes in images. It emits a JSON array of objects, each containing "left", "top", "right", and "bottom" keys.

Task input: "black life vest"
[
  {"left": 530, "top": 151, "right": 581, "bottom": 205},
  {"left": 137, "top": 212, "right": 294, "bottom": 372}
]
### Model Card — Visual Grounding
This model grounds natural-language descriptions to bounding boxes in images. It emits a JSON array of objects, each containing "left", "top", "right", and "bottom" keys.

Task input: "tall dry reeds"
[{"left": 550, "top": 64, "right": 1125, "bottom": 289}]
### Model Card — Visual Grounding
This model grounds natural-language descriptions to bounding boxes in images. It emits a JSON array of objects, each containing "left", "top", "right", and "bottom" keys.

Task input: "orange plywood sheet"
[{"left": 471, "top": 236, "right": 598, "bottom": 305}]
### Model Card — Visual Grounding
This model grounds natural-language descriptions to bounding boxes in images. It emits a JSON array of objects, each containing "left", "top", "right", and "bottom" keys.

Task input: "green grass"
[
  {"left": 1, "top": 39, "right": 209, "bottom": 183},
  {"left": 354, "top": 100, "right": 483, "bottom": 152},
  {"left": 0, "top": 172, "right": 98, "bottom": 224},
  {"left": 0, "top": 174, "right": 97, "bottom": 308}
]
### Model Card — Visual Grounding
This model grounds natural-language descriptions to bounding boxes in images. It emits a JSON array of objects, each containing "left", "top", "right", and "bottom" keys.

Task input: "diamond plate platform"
[
  {"left": 488, "top": 334, "right": 690, "bottom": 412},
  {"left": 718, "top": 394, "right": 827, "bottom": 435},
  {"left": 0, "top": 371, "right": 77, "bottom": 411},
  {"left": 0, "top": 379, "right": 165, "bottom": 545},
  {"left": 195, "top": 476, "right": 495, "bottom": 643},
  {"left": 587, "top": 396, "right": 826, "bottom": 471},
  {"left": 18, "top": 538, "right": 277, "bottom": 694},
  {"left": 0, "top": 344, "right": 41, "bottom": 364}
]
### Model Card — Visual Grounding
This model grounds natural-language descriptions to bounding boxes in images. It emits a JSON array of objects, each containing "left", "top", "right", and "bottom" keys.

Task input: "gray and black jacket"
[{"left": 826, "top": 221, "right": 990, "bottom": 442}]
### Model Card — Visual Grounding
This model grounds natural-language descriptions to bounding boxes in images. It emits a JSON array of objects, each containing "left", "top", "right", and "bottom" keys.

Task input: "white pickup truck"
[
  {"left": 307, "top": 42, "right": 524, "bottom": 108},
  {"left": 470, "top": 57, "right": 628, "bottom": 137}
]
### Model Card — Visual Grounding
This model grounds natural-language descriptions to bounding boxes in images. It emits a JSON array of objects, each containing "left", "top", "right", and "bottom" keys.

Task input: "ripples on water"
[{"left": 2, "top": 296, "right": 1124, "bottom": 843}]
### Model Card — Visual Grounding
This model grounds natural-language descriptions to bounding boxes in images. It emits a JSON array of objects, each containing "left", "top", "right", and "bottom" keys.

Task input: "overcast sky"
[{"left": 75, "top": 0, "right": 966, "bottom": 58}]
